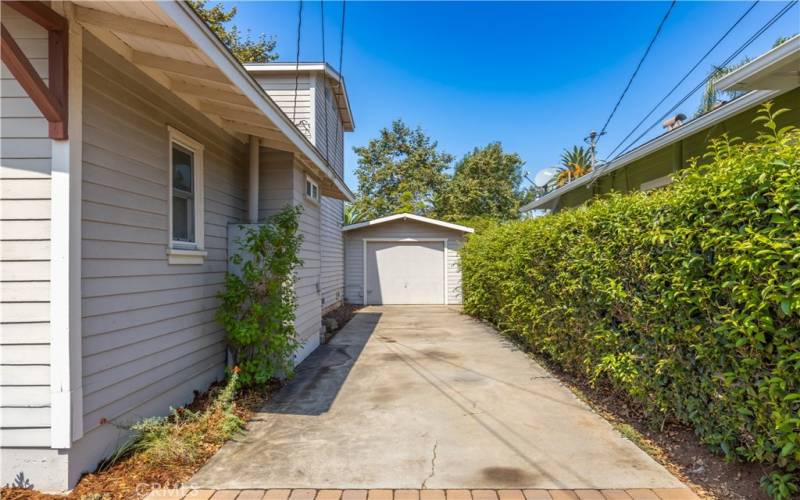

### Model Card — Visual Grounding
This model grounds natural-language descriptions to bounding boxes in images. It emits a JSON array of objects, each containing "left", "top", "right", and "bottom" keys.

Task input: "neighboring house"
[
  {"left": 343, "top": 214, "right": 473, "bottom": 305},
  {"left": 521, "top": 36, "right": 800, "bottom": 214},
  {"left": 0, "top": 1, "right": 352, "bottom": 491}
]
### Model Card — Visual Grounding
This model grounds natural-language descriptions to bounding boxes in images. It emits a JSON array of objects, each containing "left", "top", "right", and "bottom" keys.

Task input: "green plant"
[
  {"left": 344, "top": 203, "right": 367, "bottom": 225},
  {"left": 556, "top": 145, "right": 592, "bottom": 186},
  {"left": 217, "top": 206, "right": 303, "bottom": 385},
  {"left": 100, "top": 371, "right": 245, "bottom": 471},
  {"left": 460, "top": 104, "right": 800, "bottom": 498}
]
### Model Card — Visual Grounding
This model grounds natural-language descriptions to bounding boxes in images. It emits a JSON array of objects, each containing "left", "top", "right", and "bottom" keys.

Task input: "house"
[
  {"left": 0, "top": 0, "right": 352, "bottom": 491},
  {"left": 521, "top": 36, "right": 800, "bottom": 214},
  {"left": 342, "top": 214, "right": 473, "bottom": 305}
]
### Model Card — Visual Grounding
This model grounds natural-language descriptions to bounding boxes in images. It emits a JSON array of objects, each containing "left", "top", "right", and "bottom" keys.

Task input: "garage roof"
[{"left": 342, "top": 213, "right": 474, "bottom": 233}]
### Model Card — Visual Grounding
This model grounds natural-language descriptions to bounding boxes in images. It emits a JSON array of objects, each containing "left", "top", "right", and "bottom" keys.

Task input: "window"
[
  {"left": 167, "top": 127, "right": 206, "bottom": 264},
  {"left": 305, "top": 176, "right": 320, "bottom": 203}
]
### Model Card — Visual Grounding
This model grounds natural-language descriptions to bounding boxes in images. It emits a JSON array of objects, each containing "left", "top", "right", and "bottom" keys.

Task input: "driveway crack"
[{"left": 421, "top": 440, "right": 438, "bottom": 489}]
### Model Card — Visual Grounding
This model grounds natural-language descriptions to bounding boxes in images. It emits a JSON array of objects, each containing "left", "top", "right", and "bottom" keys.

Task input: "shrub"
[
  {"left": 217, "top": 206, "right": 303, "bottom": 385},
  {"left": 460, "top": 104, "right": 800, "bottom": 498}
]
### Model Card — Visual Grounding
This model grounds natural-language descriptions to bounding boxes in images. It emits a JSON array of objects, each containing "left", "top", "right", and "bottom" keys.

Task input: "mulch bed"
[
  {"left": 1, "top": 381, "right": 281, "bottom": 500},
  {"left": 522, "top": 349, "right": 773, "bottom": 500}
]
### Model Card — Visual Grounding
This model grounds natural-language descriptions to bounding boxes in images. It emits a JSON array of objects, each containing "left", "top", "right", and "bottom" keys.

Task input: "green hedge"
[{"left": 460, "top": 105, "right": 800, "bottom": 498}]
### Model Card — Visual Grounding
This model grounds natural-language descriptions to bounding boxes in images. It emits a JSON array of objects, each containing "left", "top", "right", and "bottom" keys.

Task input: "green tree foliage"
[
  {"left": 189, "top": 1, "right": 278, "bottom": 63},
  {"left": 216, "top": 206, "right": 303, "bottom": 385},
  {"left": 343, "top": 203, "right": 367, "bottom": 226},
  {"left": 555, "top": 145, "right": 592, "bottom": 186},
  {"left": 434, "top": 142, "right": 524, "bottom": 221},
  {"left": 460, "top": 104, "right": 800, "bottom": 499},
  {"left": 351, "top": 120, "right": 453, "bottom": 219}
]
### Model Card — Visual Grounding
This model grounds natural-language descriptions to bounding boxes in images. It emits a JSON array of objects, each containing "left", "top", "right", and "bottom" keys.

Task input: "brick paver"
[
  {"left": 522, "top": 490, "right": 552, "bottom": 500},
  {"left": 317, "top": 490, "right": 343, "bottom": 500},
  {"left": 498, "top": 490, "right": 525, "bottom": 500},
  {"left": 598, "top": 491, "right": 631, "bottom": 500},
  {"left": 420, "top": 490, "right": 446, "bottom": 500},
  {"left": 264, "top": 490, "right": 292, "bottom": 500},
  {"left": 147, "top": 488, "right": 701, "bottom": 500}
]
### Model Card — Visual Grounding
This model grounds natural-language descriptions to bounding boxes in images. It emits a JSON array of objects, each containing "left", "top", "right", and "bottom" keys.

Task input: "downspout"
[{"left": 248, "top": 135, "right": 259, "bottom": 223}]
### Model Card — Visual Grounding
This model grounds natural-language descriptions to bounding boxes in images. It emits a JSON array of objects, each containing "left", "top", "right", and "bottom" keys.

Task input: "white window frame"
[
  {"left": 305, "top": 175, "right": 320, "bottom": 204},
  {"left": 167, "top": 126, "right": 207, "bottom": 265}
]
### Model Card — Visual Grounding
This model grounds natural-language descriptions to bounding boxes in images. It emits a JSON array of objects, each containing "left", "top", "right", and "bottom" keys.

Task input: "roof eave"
[
  {"left": 521, "top": 88, "right": 786, "bottom": 211},
  {"left": 159, "top": 2, "right": 353, "bottom": 202},
  {"left": 717, "top": 35, "right": 800, "bottom": 92},
  {"left": 342, "top": 213, "right": 475, "bottom": 233}
]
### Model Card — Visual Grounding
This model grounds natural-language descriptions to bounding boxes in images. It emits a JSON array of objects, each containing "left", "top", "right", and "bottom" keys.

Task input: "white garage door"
[{"left": 365, "top": 241, "right": 444, "bottom": 305}]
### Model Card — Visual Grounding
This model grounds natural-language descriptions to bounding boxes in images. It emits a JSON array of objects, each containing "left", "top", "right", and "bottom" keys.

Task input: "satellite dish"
[{"left": 533, "top": 167, "right": 559, "bottom": 187}]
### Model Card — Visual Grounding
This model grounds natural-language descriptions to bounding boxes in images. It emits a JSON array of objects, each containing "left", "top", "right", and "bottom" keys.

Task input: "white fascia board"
[
  {"left": 717, "top": 36, "right": 800, "bottom": 91},
  {"left": 343, "top": 213, "right": 475, "bottom": 233},
  {"left": 245, "top": 62, "right": 355, "bottom": 131},
  {"left": 157, "top": 2, "right": 354, "bottom": 202},
  {"left": 521, "top": 88, "right": 784, "bottom": 212}
]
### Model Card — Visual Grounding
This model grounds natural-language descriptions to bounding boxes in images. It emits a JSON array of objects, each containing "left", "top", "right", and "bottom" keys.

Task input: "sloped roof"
[{"left": 342, "top": 213, "right": 474, "bottom": 233}]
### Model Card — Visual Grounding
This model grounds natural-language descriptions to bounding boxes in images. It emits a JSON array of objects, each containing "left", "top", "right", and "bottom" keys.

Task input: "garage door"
[{"left": 365, "top": 241, "right": 444, "bottom": 305}]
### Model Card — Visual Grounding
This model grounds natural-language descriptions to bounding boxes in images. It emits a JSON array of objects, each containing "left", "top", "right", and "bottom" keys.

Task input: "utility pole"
[{"left": 584, "top": 130, "right": 605, "bottom": 171}]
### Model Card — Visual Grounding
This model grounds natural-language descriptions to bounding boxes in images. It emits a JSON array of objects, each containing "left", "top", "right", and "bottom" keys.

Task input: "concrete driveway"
[{"left": 192, "top": 306, "right": 685, "bottom": 490}]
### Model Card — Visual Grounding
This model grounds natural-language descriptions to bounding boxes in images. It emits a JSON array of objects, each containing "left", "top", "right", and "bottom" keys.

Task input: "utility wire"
[
  {"left": 338, "top": 0, "right": 346, "bottom": 77},
  {"left": 613, "top": 0, "right": 797, "bottom": 159},
  {"left": 292, "top": 0, "right": 304, "bottom": 122},
  {"left": 321, "top": 0, "right": 330, "bottom": 164},
  {"left": 598, "top": 0, "right": 677, "bottom": 137},
  {"left": 604, "top": 0, "right": 760, "bottom": 160}
]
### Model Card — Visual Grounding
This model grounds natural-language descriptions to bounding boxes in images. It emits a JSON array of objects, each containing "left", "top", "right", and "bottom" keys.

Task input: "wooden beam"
[
  {"left": 74, "top": 6, "right": 194, "bottom": 47},
  {"left": 5, "top": 1, "right": 66, "bottom": 31},
  {"left": 1, "top": 23, "right": 66, "bottom": 138},
  {"left": 48, "top": 24, "right": 68, "bottom": 139},
  {"left": 220, "top": 119, "right": 294, "bottom": 148},
  {"left": 198, "top": 100, "right": 277, "bottom": 126},
  {"left": 132, "top": 51, "right": 229, "bottom": 84},
  {"left": 170, "top": 79, "right": 252, "bottom": 106}
]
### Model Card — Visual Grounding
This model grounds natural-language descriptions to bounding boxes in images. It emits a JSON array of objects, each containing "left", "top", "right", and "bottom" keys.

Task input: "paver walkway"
[
  {"left": 146, "top": 488, "right": 700, "bottom": 500},
  {"left": 191, "top": 307, "right": 690, "bottom": 492}
]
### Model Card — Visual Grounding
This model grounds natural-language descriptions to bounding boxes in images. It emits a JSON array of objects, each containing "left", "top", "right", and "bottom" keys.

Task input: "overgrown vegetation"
[
  {"left": 460, "top": 104, "right": 800, "bottom": 499},
  {"left": 217, "top": 206, "right": 303, "bottom": 385}
]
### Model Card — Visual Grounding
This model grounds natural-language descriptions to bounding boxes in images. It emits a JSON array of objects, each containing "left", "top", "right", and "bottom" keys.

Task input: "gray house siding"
[
  {"left": 0, "top": 5, "right": 53, "bottom": 456},
  {"left": 256, "top": 71, "right": 346, "bottom": 315},
  {"left": 257, "top": 150, "right": 324, "bottom": 361},
  {"left": 68, "top": 34, "right": 247, "bottom": 478},
  {"left": 344, "top": 220, "right": 466, "bottom": 305}
]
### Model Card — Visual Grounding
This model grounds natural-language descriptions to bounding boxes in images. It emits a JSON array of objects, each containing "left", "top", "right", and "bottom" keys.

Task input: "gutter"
[
  {"left": 521, "top": 88, "right": 786, "bottom": 212},
  {"left": 716, "top": 35, "right": 800, "bottom": 91},
  {"left": 158, "top": 1, "right": 354, "bottom": 202}
]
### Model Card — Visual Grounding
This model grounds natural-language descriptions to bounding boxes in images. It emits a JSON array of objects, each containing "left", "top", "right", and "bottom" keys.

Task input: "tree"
[
  {"left": 696, "top": 62, "right": 748, "bottom": 116},
  {"left": 352, "top": 120, "right": 453, "bottom": 219},
  {"left": 343, "top": 203, "right": 367, "bottom": 225},
  {"left": 555, "top": 145, "right": 592, "bottom": 186},
  {"left": 189, "top": 1, "right": 278, "bottom": 63},
  {"left": 434, "top": 142, "right": 525, "bottom": 221}
]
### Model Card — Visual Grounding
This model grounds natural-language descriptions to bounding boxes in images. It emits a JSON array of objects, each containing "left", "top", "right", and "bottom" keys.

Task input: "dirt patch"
[
  {"left": 322, "top": 302, "right": 362, "bottom": 343},
  {"left": 514, "top": 344, "right": 772, "bottom": 500},
  {"left": 1, "top": 381, "right": 281, "bottom": 500}
]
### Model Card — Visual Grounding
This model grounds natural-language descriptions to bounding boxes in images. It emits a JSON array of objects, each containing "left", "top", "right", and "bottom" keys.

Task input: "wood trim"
[
  {"left": 48, "top": 26, "right": 68, "bottom": 139},
  {"left": 1, "top": 24, "right": 65, "bottom": 131},
  {"left": 133, "top": 51, "right": 229, "bottom": 84},
  {"left": 5, "top": 0, "right": 67, "bottom": 31},
  {"left": 74, "top": 6, "right": 194, "bottom": 47}
]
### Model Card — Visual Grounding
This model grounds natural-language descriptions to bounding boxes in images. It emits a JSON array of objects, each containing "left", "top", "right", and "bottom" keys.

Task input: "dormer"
[{"left": 245, "top": 63, "right": 354, "bottom": 177}]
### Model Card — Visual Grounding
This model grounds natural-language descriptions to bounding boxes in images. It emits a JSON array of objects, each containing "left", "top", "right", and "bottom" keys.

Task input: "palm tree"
[
  {"left": 343, "top": 203, "right": 367, "bottom": 225},
  {"left": 555, "top": 146, "right": 592, "bottom": 187},
  {"left": 696, "top": 61, "right": 749, "bottom": 116}
]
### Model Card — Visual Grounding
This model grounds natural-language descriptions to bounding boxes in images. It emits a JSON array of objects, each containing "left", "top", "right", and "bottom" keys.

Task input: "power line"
[
  {"left": 613, "top": 0, "right": 797, "bottom": 159},
  {"left": 321, "top": 0, "right": 330, "bottom": 164},
  {"left": 338, "top": 0, "right": 346, "bottom": 77},
  {"left": 292, "top": 0, "right": 304, "bottom": 122},
  {"left": 598, "top": 0, "right": 677, "bottom": 137},
  {"left": 604, "top": 0, "right": 760, "bottom": 160}
]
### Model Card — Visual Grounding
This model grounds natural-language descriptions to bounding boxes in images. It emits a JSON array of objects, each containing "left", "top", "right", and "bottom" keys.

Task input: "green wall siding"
[{"left": 554, "top": 88, "right": 800, "bottom": 210}]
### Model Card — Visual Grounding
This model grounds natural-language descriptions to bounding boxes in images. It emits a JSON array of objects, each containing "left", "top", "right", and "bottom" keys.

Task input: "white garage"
[{"left": 343, "top": 213, "right": 474, "bottom": 305}]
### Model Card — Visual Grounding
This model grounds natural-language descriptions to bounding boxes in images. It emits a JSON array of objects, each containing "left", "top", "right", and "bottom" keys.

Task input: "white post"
[{"left": 248, "top": 135, "right": 259, "bottom": 223}]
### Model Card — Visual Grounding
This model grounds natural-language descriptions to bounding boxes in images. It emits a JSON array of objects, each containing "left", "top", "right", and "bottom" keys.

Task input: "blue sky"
[{"left": 230, "top": 1, "right": 799, "bottom": 189}]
